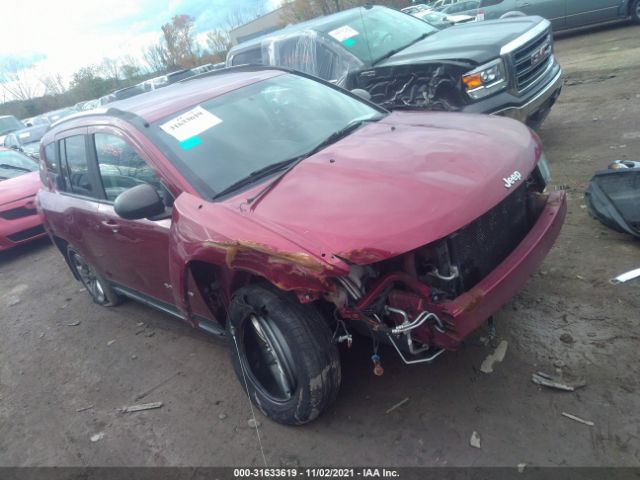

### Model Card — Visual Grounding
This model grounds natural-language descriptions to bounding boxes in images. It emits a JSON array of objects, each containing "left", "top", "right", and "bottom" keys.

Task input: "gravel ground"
[{"left": 1, "top": 23, "right": 639, "bottom": 468}]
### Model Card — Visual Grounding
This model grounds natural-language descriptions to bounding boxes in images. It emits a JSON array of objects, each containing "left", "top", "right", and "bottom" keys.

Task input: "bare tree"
[
  {"left": 40, "top": 74, "right": 67, "bottom": 96},
  {"left": 100, "top": 57, "right": 121, "bottom": 81},
  {"left": 206, "top": 29, "right": 232, "bottom": 62},
  {"left": 143, "top": 42, "right": 168, "bottom": 74},
  {"left": 0, "top": 60, "right": 40, "bottom": 101},
  {"left": 224, "top": 4, "right": 267, "bottom": 31}
]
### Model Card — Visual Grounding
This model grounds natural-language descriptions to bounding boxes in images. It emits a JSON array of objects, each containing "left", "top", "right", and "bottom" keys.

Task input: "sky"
[{"left": 0, "top": 0, "right": 280, "bottom": 92}]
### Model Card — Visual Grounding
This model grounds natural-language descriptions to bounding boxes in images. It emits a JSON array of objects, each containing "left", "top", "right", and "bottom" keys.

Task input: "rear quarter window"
[{"left": 230, "top": 48, "right": 263, "bottom": 65}]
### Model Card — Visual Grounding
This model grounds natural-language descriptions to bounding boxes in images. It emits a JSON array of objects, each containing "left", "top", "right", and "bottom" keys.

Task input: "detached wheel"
[
  {"left": 227, "top": 285, "right": 341, "bottom": 425},
  {"left": 67, "top": 246, "right": 122, "bottom": 306},
  {"left": 632, "top": 0, "right": 640, "bottom": 24}
]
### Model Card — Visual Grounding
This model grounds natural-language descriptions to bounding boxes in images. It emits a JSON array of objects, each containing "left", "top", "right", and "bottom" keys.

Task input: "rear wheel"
[
  {"left": 227, "top": 285, "right": 341, "bottom": 425},
  {"left": 67, "top": 246, "right": 122, "bottom": 307},
  {"left": 632, "top": 0, "right": 640, "bottom": 24}
]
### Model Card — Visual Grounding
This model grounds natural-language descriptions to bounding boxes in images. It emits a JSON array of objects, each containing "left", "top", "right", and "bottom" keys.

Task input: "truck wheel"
[
  {"left": 67, "top": 246, "right": 122, "bottom": 307},
  {"left": 632, "top": 0, "right": 640, "bottom": 24},
  {"left": 227, "top": 284, "right": 341, "bottom": 425}
]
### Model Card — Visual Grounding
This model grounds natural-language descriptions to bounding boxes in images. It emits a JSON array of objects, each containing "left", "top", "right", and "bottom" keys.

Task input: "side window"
[
  {"left": 63, "top": 135, "right": 97, "bottom": 197},
  {"left": 4, "top": 134, "right": 17, "bottom": 148},
  {"left": 231, "top": 48, "right": 263, "bottom": 66},
  {"left": 41, "top": 142, "right": 58, "bottom": 185},
  {"left": 93, "top": 133, "right": 173, "bottom": 206}
]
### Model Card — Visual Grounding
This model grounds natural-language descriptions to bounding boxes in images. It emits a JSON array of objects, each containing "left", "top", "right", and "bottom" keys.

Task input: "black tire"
[
  {"left": 66, "top": 245, "right": 122, "bottom": 307},
  {"left": 632, "top": 0, "right": 640, "bottom": 24},
  {"left": 227, "top": 284, "right": 341, "bottom": 425}
]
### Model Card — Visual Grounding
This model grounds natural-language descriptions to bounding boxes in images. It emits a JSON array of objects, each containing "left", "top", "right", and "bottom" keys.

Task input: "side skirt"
[{"left": 111, "top": 283, "right": 226, "bottom": 339}]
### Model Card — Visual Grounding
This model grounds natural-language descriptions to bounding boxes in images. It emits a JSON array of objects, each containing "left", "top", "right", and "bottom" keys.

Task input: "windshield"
[
  {"left": 0, "top": 116, "right": 24, "bottom": 136},
  {"left": 154, "top": 74, "right": 384, "bottom": 197},
  {"left": 0, "top": 150, "right": 38, "bottom": 180},
  {"left": 15, "top": 126, "right": 48, "bottom": 146},
  {"left": 317, "top": 7, "right": 438, "bottom": 65}
]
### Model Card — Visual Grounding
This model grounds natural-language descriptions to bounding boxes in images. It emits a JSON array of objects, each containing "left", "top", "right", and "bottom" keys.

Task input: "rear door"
[
  {"left": 515, "top": 0, "right": 567, "bottom": 30},
  {"left": 478, "top": 0, "right": 517, "bottom": 20},
  {"left": 565, "top": 0, "right": 621, "bottom": 28}
]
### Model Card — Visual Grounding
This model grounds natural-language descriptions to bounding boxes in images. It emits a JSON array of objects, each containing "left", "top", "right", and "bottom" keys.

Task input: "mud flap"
[{"left": 584, "top": 165, "right": 640, "bottom": 238}]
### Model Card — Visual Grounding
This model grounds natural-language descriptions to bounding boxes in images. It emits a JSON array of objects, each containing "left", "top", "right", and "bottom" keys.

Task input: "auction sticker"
[
  {"left": 328, "top": 25, "right": 359, "bottom": 43},
  {"left": 160, "top": 106, "right": 222, "bottom": 142}
]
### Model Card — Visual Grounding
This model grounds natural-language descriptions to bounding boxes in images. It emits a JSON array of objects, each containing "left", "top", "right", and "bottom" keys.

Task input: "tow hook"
[{"left": 371, "top": 353, "right": 384, "bottom": 376}]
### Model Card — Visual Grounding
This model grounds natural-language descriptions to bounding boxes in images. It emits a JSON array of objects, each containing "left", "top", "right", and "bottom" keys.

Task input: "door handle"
[{"left": 101, "top": 219, "right": 120, "bottom": 233}]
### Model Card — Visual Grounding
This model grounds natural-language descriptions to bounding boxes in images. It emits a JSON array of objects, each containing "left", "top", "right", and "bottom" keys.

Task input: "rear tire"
[
  {"left": 632, "top": 0, "right": 640, "bottom": 24},
  {"left": 227, "top": 284, "right": 341, "bottom": 425},
  {"left": 66, "top": 246, "right": 122, "bottom": 307}
]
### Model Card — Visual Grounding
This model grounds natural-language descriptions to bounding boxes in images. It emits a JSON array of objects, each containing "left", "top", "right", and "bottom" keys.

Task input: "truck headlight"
[
  {"left": 537, "top": 153, "right": 551, "bottom": 184},
  {"left": 462, "top": 59, "right": 507, "bottom": 100}
]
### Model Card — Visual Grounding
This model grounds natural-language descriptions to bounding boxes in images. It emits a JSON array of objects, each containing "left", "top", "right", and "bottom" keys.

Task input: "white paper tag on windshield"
[
  {"left": 160, "top": 106, "right": 222, "bottom": 142},
  {"left": 328, "top": 25, "right": 359, "bottom": 43},
  {"left": 19, "top": 132, "right": 30, "bottom": 139}
]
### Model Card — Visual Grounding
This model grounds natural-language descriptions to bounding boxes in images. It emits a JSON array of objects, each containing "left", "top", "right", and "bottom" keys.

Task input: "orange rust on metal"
[
  {"left": 203, "top": 240, "right": 327, "bottom": 272},
  {"left": 461, "top": 291, "right": 484, "bottom": 313},
  {"left": 336, "top": 248, "right": 389, "bottom": 264}
]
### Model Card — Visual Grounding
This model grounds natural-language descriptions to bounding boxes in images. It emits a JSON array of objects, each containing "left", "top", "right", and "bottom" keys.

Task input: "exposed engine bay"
[
  {"left": 325, "top": 168, "right": 549, "bottom": 368},
  {"left": 346, "top": 62, "right": 472, "bottom": 111}
]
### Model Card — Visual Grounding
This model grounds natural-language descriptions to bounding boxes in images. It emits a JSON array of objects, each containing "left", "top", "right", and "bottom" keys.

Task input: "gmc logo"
[
  {"left": 531, "top": 41, "right": 551, "bottom": 67},
  {"left": 503, "top": 171, "right": 523, "bottom": 189}
]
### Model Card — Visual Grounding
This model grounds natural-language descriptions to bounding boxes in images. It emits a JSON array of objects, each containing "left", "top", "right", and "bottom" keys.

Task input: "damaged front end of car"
[{"left": 321, "top": 161, "right": 565, "bottom": 367}]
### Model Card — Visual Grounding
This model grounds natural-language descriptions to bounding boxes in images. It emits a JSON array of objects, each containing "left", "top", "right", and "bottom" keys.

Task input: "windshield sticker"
[
  {"left": 179, "top": 136, "right": 202, "bottom": 150},
  {"left": 160, "top": 106, "right": 222, "bottom": 142},
  {"left": 328, "top": 25, "right": 359, "bottom": 43},
  {"left": 19, "top": 132, "right": 30, "bottom": 139}
]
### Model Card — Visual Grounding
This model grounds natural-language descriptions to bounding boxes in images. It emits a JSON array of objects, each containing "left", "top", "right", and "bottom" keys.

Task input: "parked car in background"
[
  {"left": 81, "top": 99, "right": 101, "bottom": 111},
  {"left": 0, "top": 148, "right": 46, "bottom": 250},
  {"left": 3, "top": 125, "right": 48, "bottom": 158},
  {"left": 44, "top": 108, "right": 76, "bottom": 124},
  {"left": 457, "top": 0, "right": 640, "bottom": 31},
  {"left": 227, "top": 6, "right": 562, "bottom": 128},
  {"left": 38, "top": 66, "right": 565, "bottom": 425},
  {"left": 436, "top": 0, "right": 480, "bottom": 14},
  {"left": 191, "top": 63, "right": 215, "bottom": 75},
  {"left": 411, "top": 7, "right": 476, "bottom": 27},
  {"left": 0, "top": 115, "right": 25, "bottom": 145},
  {"left": 165, "top": 69, "right": 196, "bottom": 84}
]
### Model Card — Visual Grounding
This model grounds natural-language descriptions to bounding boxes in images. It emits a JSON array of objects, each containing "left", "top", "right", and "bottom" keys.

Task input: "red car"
[
  {"left": 0, "top": 147, "right": 47, "bottom": 250},
  {"left": 38, "top": 67, "right": 566, "bottom": 425}
]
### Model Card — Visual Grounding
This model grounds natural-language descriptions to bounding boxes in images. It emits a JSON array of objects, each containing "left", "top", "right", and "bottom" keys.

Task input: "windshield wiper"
[
  {"left": 211, "top": 158, "right": 300, "bottom": 201},
  {"left": 244, "top": 117, "right": 380, "bottom": 208},
  {"left": 373, "top": 32, "right": 434, "bottom": 66},
  {"left": 212, "top": 118, "right": 379, "bottom": 202},
  {"left": 0, "top": 163, "right": 32, "bottom": 173}
]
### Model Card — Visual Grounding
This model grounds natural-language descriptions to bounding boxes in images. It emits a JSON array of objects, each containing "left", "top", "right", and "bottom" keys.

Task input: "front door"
[
  {"left": 516, "top": 0, "right": 567, "bottom": 30},
  {"left": 87, "top": 128, "right": 176, "bottom": 306},
  {"left": 565, "top": 0, "right": 621, "bottom": 28}
]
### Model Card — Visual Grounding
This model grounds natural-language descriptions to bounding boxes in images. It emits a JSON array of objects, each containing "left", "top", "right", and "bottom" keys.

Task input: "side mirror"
[
  {"left": 350, "top": 88, "right": 372, "bottom": 101},
  {"left": 114, "top": 183, "right": 165, "bottom": 220}
]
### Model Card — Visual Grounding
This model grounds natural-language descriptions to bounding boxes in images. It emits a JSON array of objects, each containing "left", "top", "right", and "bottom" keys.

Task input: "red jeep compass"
[{"left": 37, "top": 67, "right": 566, "bottom": 425}]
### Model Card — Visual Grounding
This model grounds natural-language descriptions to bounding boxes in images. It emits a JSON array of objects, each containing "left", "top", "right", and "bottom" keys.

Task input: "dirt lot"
[{"left": 1, "top": 24, "right": 639, "bottom": 468}]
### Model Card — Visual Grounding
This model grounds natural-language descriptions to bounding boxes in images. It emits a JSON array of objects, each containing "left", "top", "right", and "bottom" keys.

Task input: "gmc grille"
[{"left": 513, "top": 31, "right": 553, "bottom": 92}]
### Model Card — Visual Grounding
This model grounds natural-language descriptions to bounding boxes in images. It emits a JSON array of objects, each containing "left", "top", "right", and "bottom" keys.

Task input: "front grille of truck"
[
  {"left": 7, "top": 225, "right": 45, "bottom": 242},
  {"left": 513, "top": 31, "right": 553, "bottom": 92},
  {"left": 0, "top": 206, "right": 37, "bottom": 220},
  {"left": 446, "top": 182, "right": 531, "bottom": 293}
]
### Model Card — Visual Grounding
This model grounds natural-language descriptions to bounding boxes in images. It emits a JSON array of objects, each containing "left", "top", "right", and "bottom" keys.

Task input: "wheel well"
[
  {"left": 188, "top": 261, "right": 257, "bottom": 325},
  {"left": 52, "top": 236, "right": 79, "bottom": 281}
]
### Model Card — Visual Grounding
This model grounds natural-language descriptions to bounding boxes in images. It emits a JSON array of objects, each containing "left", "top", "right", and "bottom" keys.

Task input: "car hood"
[
  {"left": 0, "top": 171, "right": 40, "bottom": 207},
  {"left": 377, "top": 16, "right": 546, "bottom": 67},
  {"left": 238, "top": 111, "right": 540, "bottom": 265}
]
